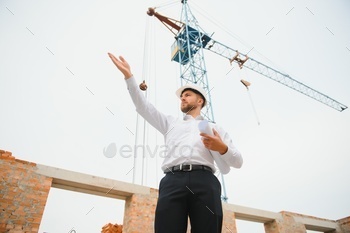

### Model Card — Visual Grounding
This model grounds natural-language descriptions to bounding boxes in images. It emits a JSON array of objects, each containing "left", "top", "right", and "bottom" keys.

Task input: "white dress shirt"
[{"left": 125, "top": 76, "right": 243, "bottom": 174}]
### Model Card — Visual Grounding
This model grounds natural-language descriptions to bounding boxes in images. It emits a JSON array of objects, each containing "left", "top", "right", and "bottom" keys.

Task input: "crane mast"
[{"left": 148, "top": 0, "right": 229, "bottom": 201}]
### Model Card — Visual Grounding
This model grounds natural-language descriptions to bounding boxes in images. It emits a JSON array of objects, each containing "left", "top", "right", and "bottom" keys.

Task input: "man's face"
[{"left": 180, "top": 90, "right": 203, "bottom": 113}]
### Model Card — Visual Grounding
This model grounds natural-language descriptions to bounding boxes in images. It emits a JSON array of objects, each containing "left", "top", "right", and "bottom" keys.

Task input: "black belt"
[{"left": 165, "top": 164, "right": 212, "bottom": 173}]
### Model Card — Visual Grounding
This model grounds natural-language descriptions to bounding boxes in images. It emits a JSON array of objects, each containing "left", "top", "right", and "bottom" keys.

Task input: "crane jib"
[{"left": 203, "top": 39, "right": 348, "bottom": 112}]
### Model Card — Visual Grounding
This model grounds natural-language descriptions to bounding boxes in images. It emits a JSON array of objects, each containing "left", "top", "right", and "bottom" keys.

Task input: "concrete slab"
[
  {"left": 294, "top": 216, "right": 337, "bottom": 231},
  {"left": 223, "top": 203, "right": 282, "bottom": 223},
  {"left": 35, "top": 164, "right": 150, "bottom": 200}
]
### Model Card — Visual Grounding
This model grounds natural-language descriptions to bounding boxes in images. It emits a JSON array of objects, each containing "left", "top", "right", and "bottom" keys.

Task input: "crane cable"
[
  {"left": 139, "top": 15, "right": 160, "bottom": 186},
  {"left": 241, "top": 69, "right": 261, "bottom": 125},
  {"left": 145, "top": 15, "right": 160, "bottom": 186},
  {"left": 138, "top": 16, "right": 152, "bottom": 186},
  {"left": 189, "top": 0, "right": 290, "bottom": 75},
  {"left": 154, "top": 0, "right": 178, "bottom": 10},
  {"left": 190, "top": 1, "right": 251, "bottom": 51},
  {"left": 189, "top": 1, "right": 263, "bottom": 125},
  {"left": 152, "top": 20, "right": 160, "bottom": 185}
]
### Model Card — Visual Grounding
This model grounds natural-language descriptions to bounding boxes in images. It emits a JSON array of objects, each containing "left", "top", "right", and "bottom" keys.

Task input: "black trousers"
[{"left": 155, "top": 170, "right": 223, "bottom": 233}]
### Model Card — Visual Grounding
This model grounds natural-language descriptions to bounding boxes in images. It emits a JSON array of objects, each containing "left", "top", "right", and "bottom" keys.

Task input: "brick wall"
[
  {"left": 0, "top": 150, "right": 52, "bottom": 233},
  {"left": 123, "top": 188, "right": 158, "bottom": 233}
]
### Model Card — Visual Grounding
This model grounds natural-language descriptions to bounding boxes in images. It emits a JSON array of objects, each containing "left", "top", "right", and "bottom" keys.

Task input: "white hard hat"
[{"left": 175, "top": 84, "right": 207, "bottom": 106}]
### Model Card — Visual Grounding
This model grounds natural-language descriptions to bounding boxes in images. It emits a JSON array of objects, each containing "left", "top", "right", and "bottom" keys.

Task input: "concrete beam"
[
  {"left": 223, "top": 203, "right": 282, "bottom": 223},
  {"left": 293, "top": 216, "right": 338, "bottom": 232},
  {"left": 35, "top": 164, "right": 150, "bottom": 200}
]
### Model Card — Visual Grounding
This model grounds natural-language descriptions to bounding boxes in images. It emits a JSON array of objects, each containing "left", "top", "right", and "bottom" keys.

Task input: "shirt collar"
[{"left": 183, "top": 114, "right": 204, "bottom": 121}]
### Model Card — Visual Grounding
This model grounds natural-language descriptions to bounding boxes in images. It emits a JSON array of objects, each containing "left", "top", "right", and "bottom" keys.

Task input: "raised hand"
[{"left": 108, "top": 53, "right": 132, "bottom": 79}]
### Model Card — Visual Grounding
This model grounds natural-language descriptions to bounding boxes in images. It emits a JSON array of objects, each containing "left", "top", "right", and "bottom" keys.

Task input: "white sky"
[{"left": 1, "top": 0, "right": 349, "bottom": 232}]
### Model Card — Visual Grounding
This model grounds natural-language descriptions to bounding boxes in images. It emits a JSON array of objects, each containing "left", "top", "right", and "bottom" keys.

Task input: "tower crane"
[
  {"left": 147, "top": 0, "right": 347, "bottom": 201},
  {"left": 147, "top": 2, "right": 347, "bottom": 114}
]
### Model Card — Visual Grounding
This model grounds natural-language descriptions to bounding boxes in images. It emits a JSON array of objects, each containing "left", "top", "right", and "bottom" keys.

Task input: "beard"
[{"left": 181, "top": 103, "right": 196, "bottom": 113}]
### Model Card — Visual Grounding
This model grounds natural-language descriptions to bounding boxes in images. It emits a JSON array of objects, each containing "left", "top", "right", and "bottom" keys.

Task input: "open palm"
[{"left": 108, "top": 53, "right": 132, "bottom": 78}]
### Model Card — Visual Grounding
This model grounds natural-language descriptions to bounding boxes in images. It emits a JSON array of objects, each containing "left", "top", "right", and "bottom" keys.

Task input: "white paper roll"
[
  {"left": 198, "top": 119, "right": 213, "bottom": 135},
  {"left": 198, "top": 120, "right": 231, "bottom": 174}
]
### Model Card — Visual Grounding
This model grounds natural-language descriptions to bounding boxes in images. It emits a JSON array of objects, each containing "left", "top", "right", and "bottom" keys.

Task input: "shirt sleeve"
[
  {"left": 212, "top": 124, "right": 243, "bottom": 173},
  {"left": 125, "top": 76, "right": 174, "bottom": 135}
]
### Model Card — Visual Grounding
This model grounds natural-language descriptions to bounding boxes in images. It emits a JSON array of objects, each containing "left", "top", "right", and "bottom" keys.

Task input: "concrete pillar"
[
  {"left": 223, "top": 208, "right": 238, "bottom": 233},
  {"left": 0, "top": 150, "right": 52, "bottom": 233},
  {"left": 264, "top": 211, "right": 307, "bottom": 233},
  {"left": 264, "top": 217, "right": 284, "bottom": 233},
  {"left": 337, "top": 216, "right": 350, "bottom": 233},
  {"left": 123, "top": 188, "right": 158, "bottom": 233}
]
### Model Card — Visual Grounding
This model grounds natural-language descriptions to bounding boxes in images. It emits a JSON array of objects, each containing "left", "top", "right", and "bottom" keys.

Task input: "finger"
[
  {"left": 213, "top": 129, "right": 222, "bottom": 140},
  {"left": 202, "top": 138, "right": 211, "bottom": 145},
  {"left": 108, "top": 53, "right": 120, "bottom": 64},
  {"left": 108, "top": 53, "right": 117, "bottom": 61},
  {"left": 119, "top": 56, "right": 126, "bottom": 63}
]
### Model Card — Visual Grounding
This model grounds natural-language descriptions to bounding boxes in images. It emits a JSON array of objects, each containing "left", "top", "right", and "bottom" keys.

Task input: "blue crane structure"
[
  {"left": 147, "top": 1, "right": 347, "bottom": 113},
  {"left": 147, "top": 0, "right": 347, "bottom": 201}
]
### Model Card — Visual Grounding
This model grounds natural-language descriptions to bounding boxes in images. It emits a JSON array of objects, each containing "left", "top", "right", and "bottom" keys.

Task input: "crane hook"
[{"left": 240, "top": 79, "right": 251, "bottom": 90}]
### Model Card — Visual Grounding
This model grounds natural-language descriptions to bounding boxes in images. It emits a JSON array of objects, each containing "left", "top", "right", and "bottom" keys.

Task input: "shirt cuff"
[
  {"left": 125, "top": 75, "right": 136, "bottom": 89},
  {"left": 221, "top": 147, "right": 243, "bottom": 168}
]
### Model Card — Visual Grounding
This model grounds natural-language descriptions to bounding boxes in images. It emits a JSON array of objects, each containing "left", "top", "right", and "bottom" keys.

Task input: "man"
[{"left": 108, "top": 53, "right": 243, "bottom": 233}]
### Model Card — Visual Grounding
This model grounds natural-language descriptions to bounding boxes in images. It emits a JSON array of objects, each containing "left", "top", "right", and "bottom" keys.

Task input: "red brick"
[
  {"left": 13, "top": 209, "right": 26, "bottom": 216},
  {"left": 12, "top": 230, "right": 24, "bottom": 233},
  {"left": 0, "top": 203, "right": 9, "bottom": 209},
  {"left": 14, "top": 225, "right": 23, "bottom": 230},
  {"left": 32, "top": 217, "right": 42, "bottom": 224},
  {"left": 22, "top": 227, "right": 32, "bottom": 232},
  {"left": 9, "top": 214, "right": 18, "bottom": 220},
  {"left": 6, "top": 223, "right": 15, "bottom": 229}
]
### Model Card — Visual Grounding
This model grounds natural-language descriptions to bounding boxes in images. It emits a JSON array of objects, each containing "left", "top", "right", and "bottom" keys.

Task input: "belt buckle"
[{"left": 180, "top": 164, "right": 192, "bottom": 171}]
